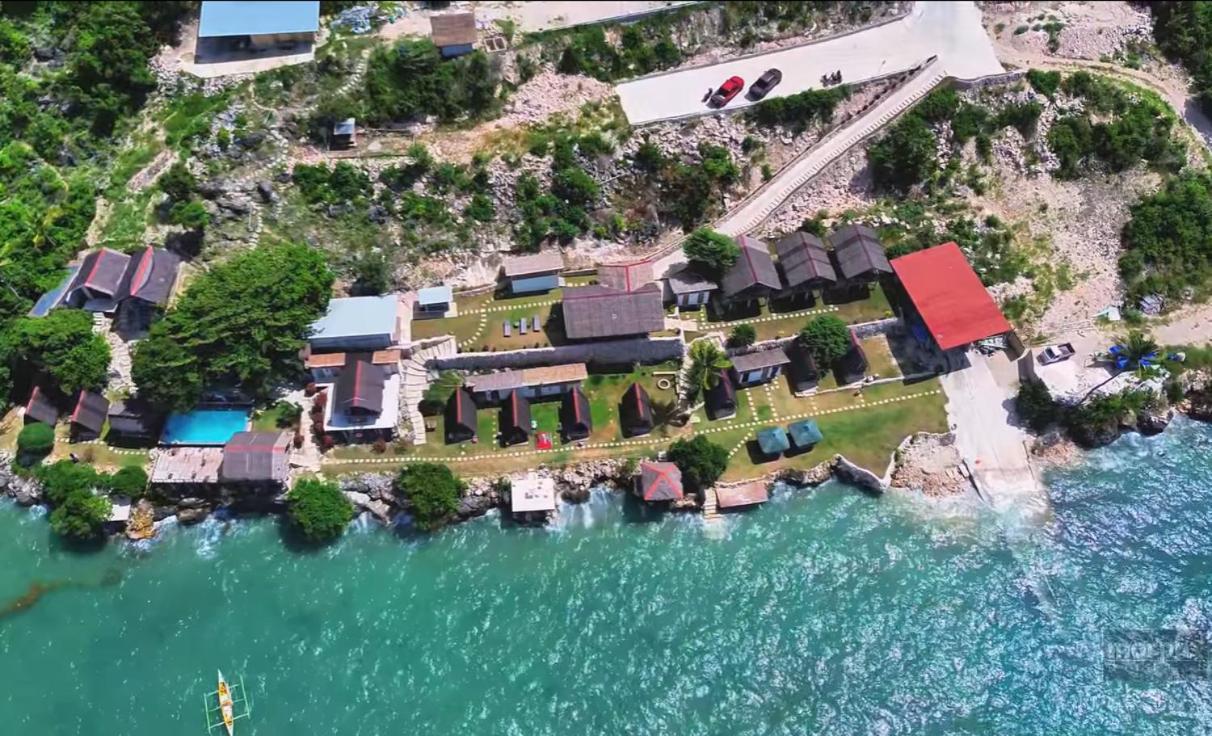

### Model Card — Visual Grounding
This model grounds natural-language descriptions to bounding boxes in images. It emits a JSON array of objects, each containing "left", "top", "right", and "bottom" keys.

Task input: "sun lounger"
[
  {"left": 503, "top": 320, "right": 511, "bottom": 337},
  {"left": 532, "top": 315, "right": 540, "bottom": 332},
  {"left": 520, "top": 319, "right": 528, "bottom": 335}
]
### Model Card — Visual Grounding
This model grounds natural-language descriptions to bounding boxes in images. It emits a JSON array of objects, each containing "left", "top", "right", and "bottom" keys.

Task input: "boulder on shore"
[
  {"left": 176, "top": 507, "right": 209, "bottom": 525},
  {"left": 832, "top": 455, "right": 886, "bottom": 494},
  {"left": 125, "top": 499, "right": 156, "bottom": 541}
]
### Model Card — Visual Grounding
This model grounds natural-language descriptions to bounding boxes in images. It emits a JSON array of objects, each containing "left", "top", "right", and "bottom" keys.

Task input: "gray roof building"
[
  {"left": 730, "top": 347, "right": 792, "bottom": 374},
  {"left": 829, "top": 224, "right": 893, "bottom": 280},
  {"left": 67, "top": 248, "right": 132, "bottom": 302},
  {"left": 502, "top": 251, "right": 563, "bottom": 278},
  {"left": 721, "top": 236, "right": 781, "bottom": 299},
  {"left": 24, "top": 386, "right": 59, "bottom": 425},
  {"left": 775, "top": 232, "right": 837, "bottom": 289},
  {"left": 121, "top": 246, "right": 181, "bottom": 306},
  {"left": 666, "top": 265, "right": 719, "bottom": 295},
  {"left": 561, "top": 283, "right": 665, "bottom": 340},
  {"left": 219, "top": 431, "right": 290, "bottom": 484},
  {"left": 70, "top": 391, "right": 110, "bottom": 434},
  {"left": 309, "top": 295, "right": 400, "bottom": 351},
  {"left": 430, "top": 12, "right": 477, "bottom": 47},
  {"left": 334, "top": 357, "right": 386, "bottom": 415}
]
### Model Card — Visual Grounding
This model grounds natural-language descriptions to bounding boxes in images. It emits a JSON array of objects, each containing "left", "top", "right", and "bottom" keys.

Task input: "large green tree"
[
  {"left": 3, "top": 309, "right": 110, "bottom": 394},
  {"left": 288, "top": 478, "right": 354, "bottom": 543},
  {"left": 799, "top": 315, "right": 852, "bottom": 368},
  {"left": 683, "top": 229, "right": 739, "bottom": 279},
  {"left": 667, "top": 435, "right": 729, "bottom": 493},
  {"left": 64, "top": 2, "right": 160, "bottom": 134},
  {"left": 132, "top": 244, "right": 334, "bottom": 410},
  {"left": 396, "top": 463, "right": 463, "bottom": 531}
]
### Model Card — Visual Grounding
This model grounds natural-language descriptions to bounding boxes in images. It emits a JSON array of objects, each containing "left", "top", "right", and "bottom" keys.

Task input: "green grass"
[
  {"left": 94, "top": 189, "right": 155, "bottom": 253},
  {"left": 162, "top": 91, "right": 233, "bottom": 152},
  {"left": 251, "top": 404, "right": 291, "bottom": 431}
]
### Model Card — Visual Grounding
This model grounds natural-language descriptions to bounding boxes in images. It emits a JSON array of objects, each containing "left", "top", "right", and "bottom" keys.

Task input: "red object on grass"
[{"left": 536, "top": 432, "right": 553, "bottom": 450}]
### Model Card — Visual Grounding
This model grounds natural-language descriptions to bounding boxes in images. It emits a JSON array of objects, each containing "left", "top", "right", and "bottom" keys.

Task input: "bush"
[
  {"left": 1120, "top": 173, "right": 1212, "bottom": 300},
  {"left": 363, "top": 40, "right": 500, "bottom": 124},
  {"left": 107, "top": 466, "right": 148, "bottom": 497},
  {"left": 747, "top": 86, "right": 849, "bottom": 131},
  {"left": 464, "top": 193, "right": 495, "bottom": 222},
  {"left": 168, "top": 199, "right": 210, "bottom": 229},
  {"left": 274, "top": 401, "right": 303, "bottom": 428},
  {"left": 288, "top": 478, "right": 354, "bottom": 543},
  {"left": 1026, "top": 69, "right": 1061, "bottom": 97},
  {"left": 683, "top": 228, "right": 739, "bottom": 279},
  {"left": 49, "top": 489, "right": 111, "bottom": 540},
  {"left": 17, "top": 422, "right": 55, "bottom": 464},
  {"left": 868, "top": 114, "right": 937, "bottom": 193},
  {"left": 728, "top": 324, "right": 756, "bottom": 348},
  {"left": 1015, "top": 379, "right": 1058, "bottom": 433},
  {"left": 396, "top": 463, "right": 463, "bottom": 531},
  {"left": 551, "top": 166, "right": 600, "bottom": 206},
  {"left": 799, "top": 315, "right": 851, "bottom": 367},
  {"left": 667, "top": 436, "right": 729, "bottom": 493}
]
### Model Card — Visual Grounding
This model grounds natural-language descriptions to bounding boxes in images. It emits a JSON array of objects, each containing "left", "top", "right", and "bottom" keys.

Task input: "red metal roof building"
[{"left": 890, "top": 242, "right": 1012, "bottom": 351}]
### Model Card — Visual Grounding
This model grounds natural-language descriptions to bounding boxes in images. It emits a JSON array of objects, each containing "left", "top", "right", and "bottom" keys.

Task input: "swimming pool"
[{"left": 160, "top": 408, "right": 251, "bottom": 445}]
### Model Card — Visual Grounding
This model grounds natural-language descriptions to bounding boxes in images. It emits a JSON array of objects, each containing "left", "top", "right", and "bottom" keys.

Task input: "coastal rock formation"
[
  {"left": 0, "top": 455, "right": 43, "bottom": 506},
  {"left": 176, "top": 507, "right": 209, "bottom": 525},
  {"left": 1136, "top": 407, "right": 1174, "bottom": 436},
  {"left": 889, "top": 433, "right": 971, "bottom": 497},
  {"left": 832, "top": 455, "right": 886, "bottom": 494},
  {"left": 125, "top": 499, "right": 156, "bottom": 541},
  {"left": 776, "top": 462, "right": 832, "bottom": 487}
]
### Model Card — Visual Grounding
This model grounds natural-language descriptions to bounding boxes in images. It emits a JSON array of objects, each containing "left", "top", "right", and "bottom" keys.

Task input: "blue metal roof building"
[
  {"left": 199, "top": 1, "right": 320, "bottom": 38},
  {"left": 309, "top": 295, "right": 399, "bottom": 352}
]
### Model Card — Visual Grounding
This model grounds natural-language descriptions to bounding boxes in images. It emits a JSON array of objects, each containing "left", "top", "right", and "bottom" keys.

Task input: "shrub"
[
  {"left": 107, "top": 466, "right": 148, "bottom": 497},
  {"left": 683, "top": 228, "right": 739, "bottom": 279},
  {"left": 288, "top": 478, "right": 354, "bottom": 543},
  {"left": 728, "top": 324, "right": 757, "bottom": 348},
  {"left": 1015, "top": 379, "right": 1058, "bottom": 433},
  {"left": 1026, "top": 69, "right": 1061, "bottom": 97},
  {"left": 17, "top": 423, "right": 55, "bottom": 465},
  {"left": 667, "top": 436, "right": 729, "bottom": 492},
  {"left": 362, "top": 40, "right": 500, "bottom": 124},
  {"left": 799, "top": 315, "right": 852, "bottom": 367},
  {"left": 372, "top": 438, "right": 387, "bottom": 454},
  {"left": 168, "top": 199, "right": 210, "bottom": 229},
  {"left": 551, "top": 166, "right": 600, "bottom": 206},
  {"left": 396, "top": 463, "right": 463, "bottom": 531},
  {"left": 464, "top": 193, "right": 495, "bottom": 222},
  {"left": 868, "top": 114, "right": 937, "bottom": 193},
  {"left": 747, "top": 86, "right": 849, "bottom": 131}
]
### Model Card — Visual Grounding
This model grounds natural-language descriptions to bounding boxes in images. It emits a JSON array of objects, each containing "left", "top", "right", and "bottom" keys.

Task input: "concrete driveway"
[
  {"left": 616, "top": 1, "right": 1002, "bottom": 125},
  {"left": 940, "top": 352, "right": 1048, "bottom": 520}
]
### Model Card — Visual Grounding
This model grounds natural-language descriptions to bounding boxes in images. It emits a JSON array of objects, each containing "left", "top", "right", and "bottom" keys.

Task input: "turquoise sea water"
[{"left": 3, "top": 420, "right": 1212, "bottom": 734}]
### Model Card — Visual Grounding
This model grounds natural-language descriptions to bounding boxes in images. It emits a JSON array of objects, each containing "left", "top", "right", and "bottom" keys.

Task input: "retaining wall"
[{"left": 431, "top": 336, "right": 685, "bottom": 371}]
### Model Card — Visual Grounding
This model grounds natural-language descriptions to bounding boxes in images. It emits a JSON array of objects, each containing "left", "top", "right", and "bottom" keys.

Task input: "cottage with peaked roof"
[
  {"left": 219, "top": 431, "right": 291, "bottom": 486},
  {"left": 786, "top": 341, "right": 821, "bottom": 393},
  {"left": 117, "top": 246, "right": 181, "bottom": 333},
  {"left": 23, "top": 386, "right": 59, "bottom": 426},
  {"left": 828, "top": 224, "right": 893, "bottom": 282},
  {"left": 70, "top": 390, "right": 109, "bottom": 442},
  {"left": 775, "top": 232, "right": 836, "bottom": 300},
  {"left": 833, "top": 330, "right": 869, "bottom": 385},
  {"left": 445, "top": 388, "right": 477, "bottom": 444},
  {"left": 560, "top": 386, "right": 592, "bottom": 441},
  {"left": 430, "top": 11, "right": 477, "bottom": 57},
  {"left": 321, "top": 354, "right": 401, "bottom": 441},
  {"left": 665, "top": 264, "right": 718, "bottom": 308},
  {"left": 636, "top": 461, "right": 683, "bottom": 502},
  {"left": 106, "top": 399, "right": 163, "bottom": 445},
  {"left": 721, "top": 235, "right": 782, "bottom": 305},
  {"left": 499, "top": 390, "right": 531, "bottom": 446},
  {"left": 706, "top": 369, "right": 736, "bottom": 420},
  {"left": 502, "top": 252, "right": 563, "bottom": 294},
  {"left": 561, "top": 283, "right": 665, "bottom": 341},
  {"left": 620, "top": 383, "right": 653, "bottom": 437},
  {"left": 198, "top": 1, "right": 320, "bottom": 50},
  {"left": 730, "top": 347, "right": 791, "bottom": 387},
  {"left": 64, "top": 248, "right": 133, "bottom": 311}
]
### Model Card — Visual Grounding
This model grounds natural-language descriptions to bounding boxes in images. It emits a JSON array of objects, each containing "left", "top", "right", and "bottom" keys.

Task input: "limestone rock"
[
  {"left": 177, "top": 507, "right": 209, "bottom": 525},
  {"left": 1136, "top": 407, "right": 1173, "bottom": 436},
  {"left": 125, "top": 499, "right": 156, "bottom": 541},
  {"left": 832, "top": 455, "right": 886, "bottom": 494}
]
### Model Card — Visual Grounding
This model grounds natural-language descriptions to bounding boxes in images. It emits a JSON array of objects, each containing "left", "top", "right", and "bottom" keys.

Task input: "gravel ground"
[{"left": 983, "top": 1, "right": 1151, "bottom": 62}]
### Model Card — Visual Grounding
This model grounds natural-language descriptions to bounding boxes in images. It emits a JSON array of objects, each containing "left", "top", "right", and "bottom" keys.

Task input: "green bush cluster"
[
  {"left": 1026, "top": 69, "right": 1061, "bottom": 97},
  {"left": 1119, "top": 173, "right": 1212, "bottom": 302},
  {"left": 288, "top": 478, "right": 354, "bottom": 543},
  {"left": 293, "top": 162, "right": 374, "bottom": 206},
  {"left": 747, "top": 86, "right": 850, "bottom": 131},
  {"left": 1015, "top": 379, "right": 1059, "bottom": 433},
  {"left": 37, "top": 461, "right": 150, "bottom": 540},
  {"left": 1150, "top": 2, "right": 1212, "bottom": 115},
  {"left": 684, "top": 229, "right": 740, "bottom": 279},
  {"left": 1065, "top": 390, "right": 1153, "bottom": 448},
  {"left": 17, "top": 422, "right": 55, "bottom": 465},
  {"left": 540, "top": 23, "right": 680, "bottom": 82},
  {"left": 396, "top": 463, "right": 463, "bottom": 531},
  {"left": 799, "top": 315, "right": 851, "bottom": 368},
  {"left": 362, "top": 40, "right": 499, "bottom": 124}
]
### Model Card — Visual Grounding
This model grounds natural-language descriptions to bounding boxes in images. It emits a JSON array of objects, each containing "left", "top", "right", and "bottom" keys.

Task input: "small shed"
[
  {"left": 430, "top": 12, "right": 477, "bottom": 58},
  {"left": 787, "top": 420, "right": 823, "bottom": 452},
  {"left": 416, "top": 285, "right": 453, "bottom": 316},
  {"left": 665, "top": 264, "right": 718, "bottom": 308},
  {"left": 756, "top": 426, "right": 790, "bottom": 457},
  {"left": 560, "top": 386, "right": 592, "bottom": 441},
  {"left": 705, "top": 370, "right": 736, "bottom": 420},
  {"left": 829, "top": 224, "right": 893, "bottom": 282},
  {"left": 332, "top": 118, "right": 356, "bottom": 149},
  {"left": 70, "top": 390, "right": 110, "bottom": 442},
  {"left": 502, "top": 251, "right": 563, "bottom": 294},
  {"left": 499, "top": 390, "right": 531, "bottom": 446},
  {"left": 23, "top": 386, "right": 59, "bottom": 426},
  {"left": 445, "top": 388, "right": 477, "bottom": 444},
  {"left": 510, "top": 473, "right": 556, "bottom": 520},
  {"left": 620, "top": 382, "right": 653, "bottom": 437},
  {"left": 775, "top": 232, "right": 837, "bottom": 298},
  {"left": 107, "top": 400, "right": 163, "bottom": 445},
  {"left": 833, "top": 332, "right": 868, "bottom": 385},
  {"left": 786, "top": 341, "right": 820, "bottom": 393},
  {"left": 721, "top": 235, "right": 782, "bottom": 305},
  {"left": 636, "top": 461, "right": 683, "bottom": 502},
  {"left": 730, "top": 347, "right": 791, "bottom": 387}
]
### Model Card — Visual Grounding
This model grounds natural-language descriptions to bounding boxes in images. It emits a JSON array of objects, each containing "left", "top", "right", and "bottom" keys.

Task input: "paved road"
[
  {"left": 939, "top": 352, "right": 1048, "bottom": 520},
  {"left": 617, "top": 1, "right": 1002, "bottom": 125}
]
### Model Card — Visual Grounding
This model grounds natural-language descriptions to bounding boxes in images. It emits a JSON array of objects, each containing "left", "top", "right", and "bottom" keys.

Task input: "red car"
[{"left": 709, "top": 76, "right": 745, "bottom": 108}]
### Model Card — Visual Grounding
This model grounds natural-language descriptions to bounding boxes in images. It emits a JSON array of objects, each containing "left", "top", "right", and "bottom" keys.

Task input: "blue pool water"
[{"left": 160, "top": 408, "right": 250, "bottom": 445}]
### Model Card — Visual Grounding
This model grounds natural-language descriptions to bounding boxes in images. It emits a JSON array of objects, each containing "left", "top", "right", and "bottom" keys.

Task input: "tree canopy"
[
  {"left": 132, "top": 244, "right": 334, "bottom": 410},
  {"left": 362, "top": 40, "right": 500, "bottom": 124},
  {"left": 2, "top": 309, "right": 110, "bottom": 395},
  {"left": 288, "top": 478, "right": 354, "bottom": 543},
  {"left": 867, "top": 114, "right": 937, "bottom": 193},
  {"left": 37, "top": 460, "right": 120, "bottom": 540},
  {"left": 1119, "top": 173, "right": 1212, "bottom": 301},
  {"left": 667, "top": 436, "right": 729, "bottom": 493},
  {"left": 396, "top": 463, "right": 463, "bottom": 531},
  {"left": 799, "top": 315, "right": 851, "bottom": 368},
  {"left": 686, "top": 340, "right": 732, "bottom": 399},
  {"left": 684, "top": 229, "right": 739, "bottom": 279},
  {"left": 1151, "top": 2, "right": 1212, "bottom": 115}
]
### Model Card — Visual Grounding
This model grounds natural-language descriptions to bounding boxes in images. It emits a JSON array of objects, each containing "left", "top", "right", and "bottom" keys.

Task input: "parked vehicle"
[
  {"left": 747, "top": 68, "right": 783, "bottom": 100},
  {"left": 709, "top": 76, "right": 745, "bottom": 107},
  {"left": 1038, "top": 343, "right": 1076, "bottom": 365}
]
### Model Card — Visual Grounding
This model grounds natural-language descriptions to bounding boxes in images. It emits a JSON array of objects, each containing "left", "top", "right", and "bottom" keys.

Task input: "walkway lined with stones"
[
  {"left": 698, "top": 304, "right": 838, "bottom": 329},
  {"left": 322, "top": 388, "right": 942, "bottom": 466},
  {"left": 401, "top": 338, "right": 456, "bottom": 445}
]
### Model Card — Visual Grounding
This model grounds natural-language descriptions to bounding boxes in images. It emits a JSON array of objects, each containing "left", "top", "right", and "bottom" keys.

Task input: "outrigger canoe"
[{"left": 216, "top": 670, "right": 235, "bottom": 736}]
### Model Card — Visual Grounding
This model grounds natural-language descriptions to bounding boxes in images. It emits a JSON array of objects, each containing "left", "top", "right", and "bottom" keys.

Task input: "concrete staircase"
[
  {"left": 717, "top": 58, "right": 947, "bottom": 236},
  {"left": 702, "top": 487, "right": 722, "bottom": 524},
  {"left": 401, "top": 337, "right": 457, "bottom": 445}
]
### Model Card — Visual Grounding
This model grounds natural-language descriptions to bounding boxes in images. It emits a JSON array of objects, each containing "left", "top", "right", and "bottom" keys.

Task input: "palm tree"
[
  {"left": 686, "top": 340, "right": 732, "bottom": 402},
  {"left": 1078, "top": 330, "right": 1160, "bottom": 405}
]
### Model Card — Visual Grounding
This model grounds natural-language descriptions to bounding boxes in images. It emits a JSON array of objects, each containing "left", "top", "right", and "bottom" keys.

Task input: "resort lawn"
[
  {"left": 251, "top": 403, "right": 292, "bottom": 432},
  {"left": 696, "top": 283, "right": 895, "bottom": 342}
]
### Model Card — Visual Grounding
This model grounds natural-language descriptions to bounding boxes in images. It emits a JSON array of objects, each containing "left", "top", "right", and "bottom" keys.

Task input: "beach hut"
[
  {"left": 636, "top": 461, "right": 683, "bottom": 502},
  {"left": 756, "top": 426, "right": 790, "bottom": 457},
  {"left": 445, "top": 388, "right": 477, "bottom": 444},
  {"left": 833, "top": 331, "right": 869, "bottom": 385},
  {"left": 619, "top": 382, "right": 653, "bottom": 437},
  {"left": 721, "top": 235, "right": 782, "bottom": 308},
  {"left": 787, "top": 419, "right": 823, "bottom": 453},
  {"left": 560, "top": 386, "right": 592, "bottom": 441},
  {"left": 23, "top": 386, "right": 60, "bottom": 426},
  {"left": 70, "top": 390, "right": 110, "bottom": 442},
  {"left": 705, "top": 369, "right": 736, "bottom": 420},
  {"left": 499, "top": 390, "right": 531, "bottom": 446},
  {"left": 730, "top": 346, "right": 791, "bottom": 387},
  {"left": 106, "top": 399, "right": 164, "bottom": 446},
  {"left": 786, "top": 341, "right": 820, "bottom": 393}
]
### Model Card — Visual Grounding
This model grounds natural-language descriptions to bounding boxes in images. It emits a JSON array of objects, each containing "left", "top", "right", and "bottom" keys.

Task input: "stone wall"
[
  {"left": 951, "top": 69, "right": 1027, "bottom": 91},
  {"left": 431, "top": 336, "right": 685, "bottom": 371}
]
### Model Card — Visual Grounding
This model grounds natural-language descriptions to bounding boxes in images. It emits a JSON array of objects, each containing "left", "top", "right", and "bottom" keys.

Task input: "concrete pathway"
[
  {"left": 401, "top": 338, "right": 457, "bottom": 446},
  {"left": 617, "top": 1, "right": 1002, "bottom": 126},
  {"left": 939, "top": 352, "right": 1047, "bottom": 519}
]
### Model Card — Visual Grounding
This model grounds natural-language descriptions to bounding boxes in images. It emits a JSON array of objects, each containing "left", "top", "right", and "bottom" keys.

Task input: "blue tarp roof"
[
  {"left": 28, "top": 265, "right": 79, "bottom": 317},
  {"left": 756, "top": 426, "right": 790, "bottom": 455},
  {"left": 417, "top": 285, "right": 453, "bottom": 305},
  {"left": 787, "top": 419, "right": 823, "bottom": 448},
  {"left": 310, "top": 295, "right": 397, "bottom": 341},
  {"left": 199, "top": 1, "right": 320, "bottom": 38}
]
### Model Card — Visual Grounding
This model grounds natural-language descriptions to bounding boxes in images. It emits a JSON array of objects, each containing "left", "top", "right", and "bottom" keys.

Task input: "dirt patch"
[{"left": 889, "top": 432, "right": 971, "bottom": 497}]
